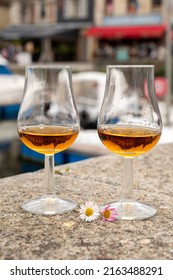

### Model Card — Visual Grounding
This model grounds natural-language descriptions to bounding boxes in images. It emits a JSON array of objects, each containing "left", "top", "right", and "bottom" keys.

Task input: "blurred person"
[
  {"left": 148, "top": 41, "right": 157, "bottom": 59},
  {"left": 157, "top": 44, "right": 166, "bottom": 61},
  {"left": 129, "top": 43, "right": 138, "bottom": 58},
  {"left": 138, "top": 42, "right": 148, "bottom": 58},
  {"left": 1, "top": 47, "right": 8, "bottom": 60},
  {"left": 7, "top": 43, "right": 16, "bottom": 62},
  {"left": 1, "top": 43, "right": 16, "bottom": 62},
  {"left": 102, "top": 43, "right": 114, "bottom": 57},
  {"left": 15, "top": 42, "right": 34, "bottom": 65},
  {"left": 25, "top": 41, "right": 34, "bottom": 54},
  {"left": 25, "top": 41, "right": 35, "bottom": 62}
]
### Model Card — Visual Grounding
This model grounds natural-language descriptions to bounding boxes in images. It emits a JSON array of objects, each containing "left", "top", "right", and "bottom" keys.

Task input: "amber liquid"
[
  {"left": 98, "top": 126, "right": 161, "bottom": 157},
  {"left": 18, "top": 125, "right": 79, "bottom": 155}
]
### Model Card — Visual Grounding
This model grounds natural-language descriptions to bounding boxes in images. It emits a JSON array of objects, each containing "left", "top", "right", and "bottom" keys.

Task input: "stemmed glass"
[
  {"left": 17, "top": 65, "right": 80, "bottom": 215},
  {"left": 98, "top": 65, "right": 162, "bottom": 220}
]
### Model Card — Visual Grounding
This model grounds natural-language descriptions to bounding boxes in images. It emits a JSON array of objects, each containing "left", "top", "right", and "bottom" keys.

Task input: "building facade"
[
  {"left": 0, "top": 0, "right": 172, "bottom": 66},
  {"left": 85, "top": 0, "right": 170, "bottom": 68},
  {"left": 0, "top": 0, "right": 93, "bottom": 62},
  {"left": 10, "top": 0, "right": 93, "bottom": 25},
  {"left": 0, "top": 0, "right": 10, "bottom": 29}
]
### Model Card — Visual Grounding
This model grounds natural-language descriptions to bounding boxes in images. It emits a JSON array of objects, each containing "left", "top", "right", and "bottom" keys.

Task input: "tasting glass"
[
  {"left": 17, "top": 65, "right": 80, "bottom": 215},
  {"left": 97, "top": 65, "right": 162, "bottom": 220}
]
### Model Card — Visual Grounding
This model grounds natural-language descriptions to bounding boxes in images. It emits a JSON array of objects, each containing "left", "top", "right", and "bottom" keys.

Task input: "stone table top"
[{"left": 0, "top": 142, "right": 173, "bottom": 260}]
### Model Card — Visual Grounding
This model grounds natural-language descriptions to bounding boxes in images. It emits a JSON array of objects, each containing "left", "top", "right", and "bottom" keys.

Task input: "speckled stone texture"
[{"left": 0, "top": 143, "right": 173, "bottom": 260}]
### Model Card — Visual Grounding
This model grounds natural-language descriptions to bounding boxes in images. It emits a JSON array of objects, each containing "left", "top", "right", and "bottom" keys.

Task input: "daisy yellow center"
[
  {"left": 103, "top": 209, "right": 111, "bottom": 219},
  {"left": 85, "top": 208, "right": 94, "bottom": 217}
]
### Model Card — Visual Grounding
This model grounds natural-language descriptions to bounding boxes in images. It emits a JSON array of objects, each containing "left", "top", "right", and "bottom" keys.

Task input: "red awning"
[{"left": 85, "top": 25, "right": 166, "bottom": 39}]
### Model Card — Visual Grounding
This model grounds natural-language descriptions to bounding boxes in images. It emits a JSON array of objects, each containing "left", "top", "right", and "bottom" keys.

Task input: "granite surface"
[{"left": 0, "top": 142, "right": 173, "bottom": 260}]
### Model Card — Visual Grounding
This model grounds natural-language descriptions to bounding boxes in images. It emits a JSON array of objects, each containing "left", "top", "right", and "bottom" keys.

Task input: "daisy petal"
[{"left": 79, "top": 201, "right": 100, "bottom": 222}]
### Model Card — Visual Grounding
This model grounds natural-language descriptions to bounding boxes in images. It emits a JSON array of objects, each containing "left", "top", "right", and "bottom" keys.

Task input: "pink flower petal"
[{"left": 101, "top": 204, "right": 118, "bottom": 222}]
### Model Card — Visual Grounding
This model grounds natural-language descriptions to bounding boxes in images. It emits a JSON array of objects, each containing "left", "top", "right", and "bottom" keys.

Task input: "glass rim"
[
  {"left": 107, "top": 65, "right": 154, "bottom": 68},
  {"left": 26, "top": 64, "right": 71, "bottom": 70}
]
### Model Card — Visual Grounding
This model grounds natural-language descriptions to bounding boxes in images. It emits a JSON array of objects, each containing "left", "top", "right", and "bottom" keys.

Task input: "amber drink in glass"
[
  {"left": 98, "top": 65, "right": 162, "bottom": 220},
  {"left": 17, "top": 65, "right": 80, "bottom": 215}
]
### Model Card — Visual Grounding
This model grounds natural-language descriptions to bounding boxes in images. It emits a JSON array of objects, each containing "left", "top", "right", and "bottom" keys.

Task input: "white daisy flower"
[{"left": 79, "top": 201, "right": 100, "bottom": 222}]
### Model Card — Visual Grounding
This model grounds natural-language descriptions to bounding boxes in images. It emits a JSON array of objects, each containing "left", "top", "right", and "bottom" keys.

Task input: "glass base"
[
  {"left": 101, "top": 200, "right": 157, "bottom": 220},
  {"left": 21, "top": 195, "right": 78, "bottom": 215}
]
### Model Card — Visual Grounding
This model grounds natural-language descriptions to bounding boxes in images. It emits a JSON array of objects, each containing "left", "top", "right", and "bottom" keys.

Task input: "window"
[
  {"left": 128, "top": 0, "right": 139, "bottom": 14},
  {"left": 63, "top": 0, "right": 88, "bottom": 19},
  {"left": 79, "top": 0, "right": 88, "bottom": 18},
  {"left": 20, "top": 0, "right": 26, "bottom": 21},
  {"left": 152, "top": 0, "right": 162, "bottom": 6},
  {"left": 30, "top": 2, "right": 35, "bottom": 23},
  {"left": 40, "top": 0, "right": 46, "bottom": 18},
  {"left": 152, "top": 0, "right": 162, "bottom": 12},
  {"left": 105, "top": 0, "right": 113, "bottom": 16}
]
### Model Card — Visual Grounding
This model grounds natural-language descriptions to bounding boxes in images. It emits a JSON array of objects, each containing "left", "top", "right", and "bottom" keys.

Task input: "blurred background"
[{"left": 0, "top": 0, "right": 172, "bottom": 178}]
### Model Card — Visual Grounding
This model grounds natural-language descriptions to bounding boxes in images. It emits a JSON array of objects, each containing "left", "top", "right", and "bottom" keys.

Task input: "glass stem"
[
  {"left": 44, "top": 155, "right": 55, "bottom": 196},
  {"left": 122, "top": 157, "right": 133, "bottom": 201}
]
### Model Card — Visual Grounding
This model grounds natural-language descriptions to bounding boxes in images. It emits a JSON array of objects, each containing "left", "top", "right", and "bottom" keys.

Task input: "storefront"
[
  {"left": 0, "top": 22, "right": 90, "bottom": 62},
  {"left": 0, "top": 0, "right": 94, "bottom": 63},
  {"left": 85, "top": 13, "right": 166, "bottom": 73}
]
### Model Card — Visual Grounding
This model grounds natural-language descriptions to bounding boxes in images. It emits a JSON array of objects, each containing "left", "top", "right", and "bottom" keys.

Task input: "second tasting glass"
[
  {"left": 98, "top": 65, "right": 162, "bottom": 220},
  {"left": 17, "top": 65, "right": 80, "bottom": 215}
]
